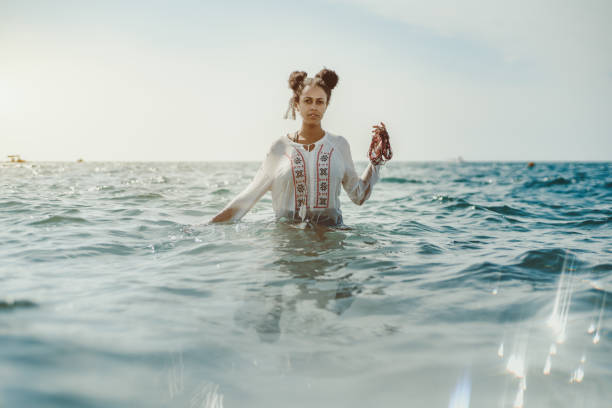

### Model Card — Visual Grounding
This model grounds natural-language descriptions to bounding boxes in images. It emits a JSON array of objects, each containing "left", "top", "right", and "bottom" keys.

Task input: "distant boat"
[
  {"left": 7, "top": 155, "right": 26, "bottom": 163},
  {"left": 77, "top": 158, "right": 84, "bottom": 163}
]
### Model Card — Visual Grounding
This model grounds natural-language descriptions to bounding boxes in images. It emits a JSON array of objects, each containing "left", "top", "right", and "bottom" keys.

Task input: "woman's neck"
[{"left": 298, "top": 124, "right": 325, "bottom": 144}]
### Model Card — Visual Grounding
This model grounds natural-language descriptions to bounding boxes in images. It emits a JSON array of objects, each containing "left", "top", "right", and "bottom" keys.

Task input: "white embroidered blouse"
[{"left": 220, "top": 131, "right": 382, "bottom": 225}]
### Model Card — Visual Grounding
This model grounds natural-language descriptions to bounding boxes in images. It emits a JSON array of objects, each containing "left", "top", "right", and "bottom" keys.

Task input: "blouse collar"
[{"left": 285, "top": 131, "right": 329, "bottom": 146}]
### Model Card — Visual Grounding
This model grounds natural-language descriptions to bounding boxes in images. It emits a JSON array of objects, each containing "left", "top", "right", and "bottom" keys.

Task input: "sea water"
[{"left": 1, "top": 161, "right": 610, "bottom": 407}]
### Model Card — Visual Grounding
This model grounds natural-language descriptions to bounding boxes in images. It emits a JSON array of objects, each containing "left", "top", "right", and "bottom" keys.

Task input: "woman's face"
[{"left": 295, "top": 85, "right": 328, "bottom": 125}]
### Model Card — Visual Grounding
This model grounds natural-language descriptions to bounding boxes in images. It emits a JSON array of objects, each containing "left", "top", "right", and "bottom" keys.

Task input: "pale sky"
[{"left": 1, "top": 0, "right": 611, "bottom": 162}]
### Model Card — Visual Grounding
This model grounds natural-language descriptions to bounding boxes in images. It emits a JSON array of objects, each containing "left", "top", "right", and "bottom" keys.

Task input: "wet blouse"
[{"left": 221, "top": 131, "right": 382, "bottom": 225}]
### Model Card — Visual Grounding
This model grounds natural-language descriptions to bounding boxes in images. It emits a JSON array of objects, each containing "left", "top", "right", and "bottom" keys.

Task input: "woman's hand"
[{"left": 210, "top": 207, "right": 235, "bottom": 223}]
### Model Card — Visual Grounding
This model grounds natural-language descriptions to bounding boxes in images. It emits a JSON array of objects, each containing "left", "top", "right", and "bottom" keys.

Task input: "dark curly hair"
[{"left": 288, "top": 68, "right": 339, "bottom": 107}]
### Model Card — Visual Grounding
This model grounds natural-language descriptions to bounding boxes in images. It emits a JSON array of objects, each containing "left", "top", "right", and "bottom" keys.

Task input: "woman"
[{"left": 210, "top": 68, "right": 391, "bottom": 225}]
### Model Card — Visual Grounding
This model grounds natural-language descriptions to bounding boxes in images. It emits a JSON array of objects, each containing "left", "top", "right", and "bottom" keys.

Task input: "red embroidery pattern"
[
  {"left": 315, "top": 145, "right": 334, "bottom": 208},
  {"left": 287, "top": 148, "right": 308, "bottom": 213}
]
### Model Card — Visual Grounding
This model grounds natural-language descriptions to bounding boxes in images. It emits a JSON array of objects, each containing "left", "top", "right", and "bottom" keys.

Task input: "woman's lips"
[{"left": 308, "top": 113, "right": 320, "bottom": 118}]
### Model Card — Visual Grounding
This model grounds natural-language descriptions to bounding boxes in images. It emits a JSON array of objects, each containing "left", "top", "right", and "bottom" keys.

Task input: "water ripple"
[{"left": 29, "top": 215, "right": 90, "bottom": 225}]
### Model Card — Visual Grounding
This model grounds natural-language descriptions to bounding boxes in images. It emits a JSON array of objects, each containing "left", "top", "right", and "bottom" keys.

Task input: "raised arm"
[
  {"left": 341, "top": 137, "right": 382, "bottom": 206},
  {"left": 210, "top": 146, "right": 277, "bottom": 223}
]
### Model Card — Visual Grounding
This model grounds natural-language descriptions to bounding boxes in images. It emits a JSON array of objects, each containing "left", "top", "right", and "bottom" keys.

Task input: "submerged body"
[{"left": 217, "top": 132, "right": 381, "bottom": 225}]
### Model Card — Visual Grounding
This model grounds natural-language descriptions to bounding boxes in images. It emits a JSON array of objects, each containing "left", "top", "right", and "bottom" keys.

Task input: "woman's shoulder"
[
  {"left": 267, "top": 135, "right": 290, "bottom": 154},
  {"left": 325, "top": 132, "right": 350, "bottom": 152},
  {"left": 258, "top": 137, "right": 289, "bottom": 168}
]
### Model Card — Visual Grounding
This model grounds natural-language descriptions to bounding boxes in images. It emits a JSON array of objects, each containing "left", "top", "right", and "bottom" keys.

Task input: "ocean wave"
[
  {"left": 562, "top": 208, "right": 612, "bottom": 217},
  {"left": 110, "top": 208, "right": 144, "bottom": 216},
  {"left": 29, "top": 215, "right": 90, "bottom": 225},
  {"left": 573, "top": 217, "right": 611, "bottom": 228},
  {"left": 442, "top": 203, "right": 527, "bottom": 223},
  {"left": 182, "top": 209, "right": 207, "bottom": 217},
  {"left": 142, "top": 219, "right": 180, "bottom": 227},
  {"left": 75, "top": 243, "right": 136, "bottom": 256},
  {"left": 9, "top": 243, "right": 137, "bottom": 260},
  {"left": 431, "top": 194, "right": 460, "bottom": 203},
  {"left": 593, "top": 263, "right": 612, "bottom": 272},
  {"left": 424, "top": 249, "right": 588, "bottom": 291},
  {"left": 481, "top": 215, "right": 503, "bottom": 224},
  {"left": 444, "top": 200, "right": 474, "bottom": 211},
  {"left": 484, "top": 205, "right": 532, "bottom": 217},
  {"left": 524, "top": 177, "right": 573, "bottom": 188},
  {"left": 438, "top": 199, "right": 536, "bottom": 219},
  {"left": 110, "top": 193, "right": 164, "bottom": 201},
  {"left": 0, "top": 200, "right": 24, "bottom": 208},
  {"left": 422, "top": 262, "right": 521, "bottom": 291},
  {"left": 450, "top": 239, "right": 485, "bottom": 250},
  {"left": 0, "top": 200, "right": 31, "bottom": 214},
  {"left": 542, "top": 217, "right": 612, "bottom": 229},
  {"left": 178, "top": 243, "right": 221, "bottom": 256},
  {"left": 417, "top": 241, "right": 443, "bottom": 254},
  {"left": 513, "top": 248, "right": 586, "bottom": 274},
  {"left": 431, "top": 195, "right": 475, "bottom": 211},
  {"left": 0, "top": 299, "right": 37, "bottom": 311},
  {"left": 392, "top": 220, "right": 441, "bottom": 234},
  {"left": 380, "top": 177, "right": 423, "bottom": 184},
  {"left": 155, "top": 286, "right": 212, "bottom": 298}
]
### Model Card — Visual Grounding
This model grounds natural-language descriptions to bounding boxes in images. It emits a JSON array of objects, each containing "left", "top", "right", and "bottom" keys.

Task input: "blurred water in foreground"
[{"left": 1, "top": 161, "right": 610, "bottom": 407}]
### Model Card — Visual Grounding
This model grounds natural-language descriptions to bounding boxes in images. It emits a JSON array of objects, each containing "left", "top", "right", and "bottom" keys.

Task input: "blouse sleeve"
[
  {"left": 340, "top": 137, "right": 382, "bottom": 206},
  {"left": 217, "top": 146, "right": 276, "bottom": 222}
]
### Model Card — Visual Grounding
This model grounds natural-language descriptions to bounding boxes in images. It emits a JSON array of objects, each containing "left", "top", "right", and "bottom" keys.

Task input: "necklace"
[
  {"left": 294, "top": 131, "right": 316, "bottom": 152},
  {"left": 368, "top": 122, "right": 393, "bottom": 165}
]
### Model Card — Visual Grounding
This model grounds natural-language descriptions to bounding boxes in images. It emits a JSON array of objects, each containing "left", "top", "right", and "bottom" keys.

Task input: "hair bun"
[
  {"left": 288, "top": 71, "right": 307, "bottom": 91},
  {"left": 315, "top": 68, "right": 339, "bottom": 90}
]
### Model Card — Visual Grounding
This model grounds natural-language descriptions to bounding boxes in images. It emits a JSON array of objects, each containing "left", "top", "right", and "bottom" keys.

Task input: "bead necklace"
[
  {"left": 293, "top": 131, "right": 317, "bottom": 152},
  {"left": 368, "top": 122, "right": 393, "bottom": 165}
]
